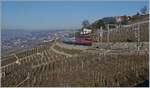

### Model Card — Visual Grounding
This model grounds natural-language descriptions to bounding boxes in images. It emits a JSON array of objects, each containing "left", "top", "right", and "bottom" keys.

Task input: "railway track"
[{"left": 51, "top": 42, "right": 73, "bottom": 57}]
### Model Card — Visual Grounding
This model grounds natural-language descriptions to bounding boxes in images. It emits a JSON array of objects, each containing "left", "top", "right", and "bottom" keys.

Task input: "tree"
[
  {"left": 131, "top": 12, "right": 140, "bottom": 21},
  {"left": 140, "top": 6, "right": 148, "bottom": 15},
  {"left": 82, "top": 20, "right": 90, "bottom": 28},
  {"left": 95, "top": 20, "right": 106, "bottom": 29},
  {"left": 136, "top": 12, "right": 140, "bottom": 16},
  {"left": 121, "top": 15, "right": 128, "bottom": 25}
]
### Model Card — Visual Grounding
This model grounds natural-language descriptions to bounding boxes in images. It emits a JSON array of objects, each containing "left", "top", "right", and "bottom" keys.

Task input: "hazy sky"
[{"left": 2, "top": 1, "right": 148, "bottom": 30}]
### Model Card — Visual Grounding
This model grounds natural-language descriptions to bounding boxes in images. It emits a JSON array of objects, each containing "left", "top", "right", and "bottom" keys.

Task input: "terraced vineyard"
[
  {"left": 1, "top": 20, "right": 149, "bottom": 87},
  {"left": 1, "top": 40, "right": 149, "bottom": 87}
]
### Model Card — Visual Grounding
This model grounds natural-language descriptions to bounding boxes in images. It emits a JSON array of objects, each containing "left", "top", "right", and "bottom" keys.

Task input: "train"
[
  {"left": 63, "top": 37, "right": 92, "bottom": 46},
  {"left": 63, "top": 28, "right": 93, "bottom": 46}
]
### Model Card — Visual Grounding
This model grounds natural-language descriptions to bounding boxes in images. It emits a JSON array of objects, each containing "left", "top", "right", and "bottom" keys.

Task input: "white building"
[{"left": 80, "top": 28, "right": 92, "bottom": 34}]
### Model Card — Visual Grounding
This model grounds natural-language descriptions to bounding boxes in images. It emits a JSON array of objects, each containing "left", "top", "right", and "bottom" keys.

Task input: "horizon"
[{"left": 2, "top": 1, "right": 148, "bottom": 30}]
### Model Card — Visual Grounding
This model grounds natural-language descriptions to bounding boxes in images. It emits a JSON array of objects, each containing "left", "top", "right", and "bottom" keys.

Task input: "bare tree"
[
  {"left": 82, "top": 20, "right": 90, "bottom": 28},
  {"left": 140, "top": 6, "right": 148, "bottom": 15}
]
